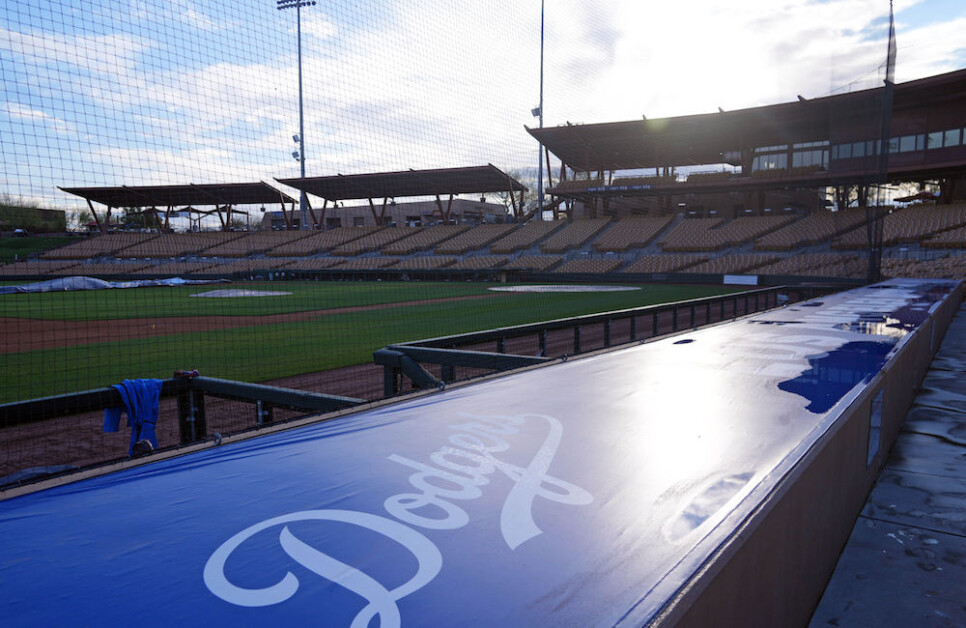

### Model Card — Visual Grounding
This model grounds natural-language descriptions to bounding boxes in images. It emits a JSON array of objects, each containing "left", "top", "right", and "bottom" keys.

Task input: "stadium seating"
[
  {"left": 551, "top": 258, "right": 622, "bottom": 274},
  {"left": 194, "top": 259, "right": 294, "bottom": 275},
  {"left": 381, "top": 225, "right": 470, "bottom": 255},
  {"left": 267, "top": 226, "right": 382, "bottom": 256},
  {"left": 392, "top": 256, "right": 459, "bottom": 270},
  {"left": 619, "top": 254, "right": 709, "bottom": 274},
  {"left": 40, "top": 233, "right": 157, "bottom": 259},
  {"left": 754, "top": 210, "right": 866, "bottom": 250},
  {"left": 434, "top": 224, "right": 516, "bottom": 255},
  {"left": 200, "top": 231, "right": 315, "bottom": 257},
  {"left": 61, "top": 261, "right": 156, "bottom": 276},
  {"left": 490, "top": 222, "right": 564, "bottom": 254},
  {"left": 0, "top": 260, "right": 80, "bottom": 276},
  {"left": 116, "top": 232, "right": 241, "bottom": 258},
  {"left": 285, "top": 258, "right": 347, "bottom": 271},
  {"left": 922, "top": 224, "right": 966, "bottom": 248},
  {"left": 503, "top": 255, "right": 562, "bottom": 271},
  {"left": 658, "top": 218, "right": 725, "bottom": 251},
  {"left": 330, "top": 227, "right": 421, "bottom": 256},
  {"left": 881, "top": 255, "right": 965, "bottom": 280},
  {"left": 592, "top": 216, "right": 673, "bottom": 252},
  {"left": 680, "top": 254, "right": 780, "bottom": 274},
  {"left": 140, "top": 261, "right": 221, "bottom": 276},
  {"left": 450, "top": 256, "right": 509, "bottom": 270},
  {"left": 832, "top": 204, "right": 966, "bottom": 249},
  {"left": 539, "top": 218, "right": 611, "bottom": 253},
  {"left": 334, "top": 257, "right": 400, "bottom": 270}
]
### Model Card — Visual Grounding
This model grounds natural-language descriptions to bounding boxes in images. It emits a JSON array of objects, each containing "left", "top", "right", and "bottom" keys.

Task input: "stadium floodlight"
[
  {"left": 277, "top": 0, "right": 317, "bottom": 230},
  {"left": 531, "top": 106, "right": 541, "bottom": 118},
  {"left": 292, "top": 134, "right": 300, "bottom": 143},
  {"left": 292, "top": 150, "right": 300, "bottom": 160}
]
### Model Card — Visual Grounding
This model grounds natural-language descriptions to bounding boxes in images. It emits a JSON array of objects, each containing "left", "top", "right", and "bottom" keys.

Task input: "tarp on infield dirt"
[
  {"left": 0, "top": 279, "right": 959, "bottom": 627},
  {"left": 0, "top": 276, "right": 228, "bottom": 294}
]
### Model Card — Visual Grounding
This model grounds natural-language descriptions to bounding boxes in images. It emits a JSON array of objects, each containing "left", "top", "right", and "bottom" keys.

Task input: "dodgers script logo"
[{"left": 204, "top": 412, "right": 593, "bottom": 626}]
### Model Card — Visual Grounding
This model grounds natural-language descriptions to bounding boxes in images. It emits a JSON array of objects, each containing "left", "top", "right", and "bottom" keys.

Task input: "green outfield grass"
[{"left": 1, "top": 281, "right": 744, "bottom": 403}]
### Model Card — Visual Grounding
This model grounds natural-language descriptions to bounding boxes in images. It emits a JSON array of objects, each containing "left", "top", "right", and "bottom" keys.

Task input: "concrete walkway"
[{"left": 810, "top": 304, "right": 966, "bottom": 627}]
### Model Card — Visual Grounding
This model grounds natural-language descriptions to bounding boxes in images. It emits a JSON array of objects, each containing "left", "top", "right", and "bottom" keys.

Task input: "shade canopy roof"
[
  {"left": 59, "top": 182, "right": 295, "bottom": 208},
  {"left": 528, "top": 68, "right": 966, "bottom": 173},
  {"left": 277, "top": 165, "right": 527, "bottom": 201}
]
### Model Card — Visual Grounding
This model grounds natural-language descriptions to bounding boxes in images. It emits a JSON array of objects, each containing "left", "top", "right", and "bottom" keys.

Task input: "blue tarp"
[{"left": 0, "top": 279, "right": 959, "bottom": 627}]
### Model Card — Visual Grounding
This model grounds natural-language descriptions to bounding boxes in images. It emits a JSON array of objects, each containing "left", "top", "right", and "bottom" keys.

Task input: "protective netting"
[{"left": 1, "top": 1, "right": 963, "bottom": 476}]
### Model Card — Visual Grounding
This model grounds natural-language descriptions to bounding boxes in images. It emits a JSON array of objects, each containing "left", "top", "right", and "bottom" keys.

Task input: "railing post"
[
  {"left": 256, "top": 400, "right": 274, "bottom": 427},
  {"left": 383, "top": 366, "right": 400, "bottom": 397},
  {"left": 629, "top": 316, "right": 637, "bottom": 341},
  {"left": 497, "top": 337, "right": 506, "bottom": 354},
  {"left": 573, "top": 326, "right": 582, "bottom": 354},
  {"left": 538, "top": 330, "right": 547, "bottom": 357},
  {"left": 672, "top": 307, "right": 679, "bottom": 332},
  {"left": 177, "top": 388, "right": 207, "bottom": 445},
  {"left": 652, "top": 312, "right": 659, "bottom": 337},
  {"left": 604, "top": 320, "right": 611, "bottom": 347},
  {"left": 689, "top": 305, "right": 696, "bottom": 329}
]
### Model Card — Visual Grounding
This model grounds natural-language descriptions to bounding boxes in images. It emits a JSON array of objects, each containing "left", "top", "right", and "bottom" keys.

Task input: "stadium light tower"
[
  {"left": 277, "top": 0, "right": 316, "bottom": 230},
  {"left": 536, "top": 0, "right": 545, "bottom": 218}
]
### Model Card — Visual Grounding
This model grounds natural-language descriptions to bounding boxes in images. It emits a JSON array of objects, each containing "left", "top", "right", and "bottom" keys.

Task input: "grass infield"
[{"left": 1, "top": 281, "right": 743, "bottom": 403}]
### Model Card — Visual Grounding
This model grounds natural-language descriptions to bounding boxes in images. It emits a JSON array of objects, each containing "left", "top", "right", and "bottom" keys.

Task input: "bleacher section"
[
  {"left": 60, "top": 261, "right": 155, "bottom": 276},
  {"left": 490, "top": 222, "right": 563, "bottom": 254},
  {"left": 0, "top": 260, "right": 79, "bottom": 276},
  {"left": 552, "top": 258, "right": 622, "bottom": 274},
  {"left": 659, "top": 218, "right": 724, "bottom": 252},
  {"left": 620, "top": 254, "right": 709, "bottom": 274},
  {"left": 592, "top": 216, "right": 673, "bottom": 252},
  {"left": 504, "top": 255, "right": 562, "bottom": 271},
  {"left": 381, "top": 225, "right": 470, "bottom": 255},
  {"left": 450, "top": 255, "right": 509, "bottom": 270},
  {"left": 923, "top": 225, "right": 966, "bottom": 248},
  {"left": 144, "top": 261, "right": 221, "bottom": 276},
  {"left": 435, "top": 224, "right": 515, "bottom": 255},
  {"left": 117, "top": 233, "right": 241, "bottom": 258},
  {"left": 832, "top": 204, "right": 966, "bottom": 249},
  {"left": 882, "top": 255, "right": 966, "bottom": 280},
  {"left": 330, "top": 227, "right": 420, "bottom": 256},
  {"left": 39, "top": 233, "right": 156, "bottom": 259},
  {"left": 393, "top": 256, "right": 459, "bottom": 270},
  {"left": 659, "top": 215, "right": 796, "bottom": 252},
  {"left": 334, "top": 257, "right": 400, "bottom": 270},
  {"left": 539, "top": 219, "right": 611, "bottom": 253},
  {"left": 6, "top": 204, "right": 964, "bottom": 283},
  {"left": 195, "top": 259, "right": 294, "bottom": 275},
  {"left": 201, "top": 231, "right": 315, "bottom": 257},
  {"left": 267, "top": 227, "right": 382, "bottom": 256},
  {"left": 682, "top": 254, "right": 780, "bottom": 275},
  {"left": 285, "top": 258, "right": 346, "bottom": 271},
  {"left": 755, "top": 210, "right": 866, "bottom": 250}
]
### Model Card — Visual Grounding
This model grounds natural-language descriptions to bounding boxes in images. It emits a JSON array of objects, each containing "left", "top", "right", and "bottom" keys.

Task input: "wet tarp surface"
[{"left": 0, "top": 279, "right": 959, "bottom": 627}]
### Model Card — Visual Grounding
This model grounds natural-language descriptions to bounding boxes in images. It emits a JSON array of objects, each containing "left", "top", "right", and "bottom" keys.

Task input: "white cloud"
[{"left": 2, "top": 0, "right": 965, "bottom": 209}]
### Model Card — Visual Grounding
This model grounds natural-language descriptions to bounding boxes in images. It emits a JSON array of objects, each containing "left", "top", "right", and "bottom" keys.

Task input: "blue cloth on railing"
[{"left": 103, "top": 379, "right": 163, "bottom": 455}]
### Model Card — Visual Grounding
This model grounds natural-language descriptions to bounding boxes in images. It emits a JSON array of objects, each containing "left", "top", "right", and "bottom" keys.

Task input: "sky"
[{"left": 1, "top": 0, "right": 964, "bottom": 215}]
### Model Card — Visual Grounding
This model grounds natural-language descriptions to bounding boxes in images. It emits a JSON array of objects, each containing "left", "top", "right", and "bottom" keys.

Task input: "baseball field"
[{"left": 0, "top": 280, "right": 744, "bottom": 404}]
